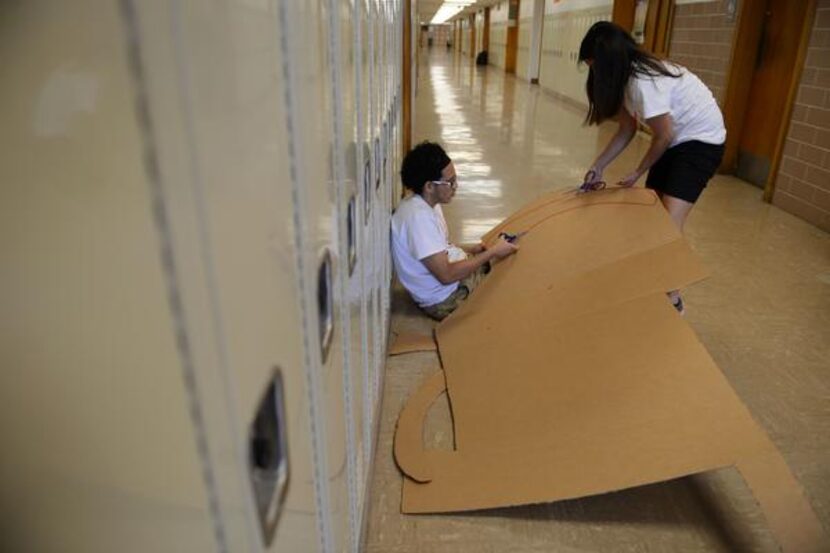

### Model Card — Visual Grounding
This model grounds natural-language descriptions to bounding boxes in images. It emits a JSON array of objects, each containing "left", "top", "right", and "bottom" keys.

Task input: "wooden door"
[
  {"left": 736, "top": 0, "right": 810, "bottom": 187},
  {"left": 470, "top": 14, "right": 477, "bottom": 58},
  {"left": 484, "top": 7, "right": 491, "bottom": 52},
  {"left": 505, "top": 0, "right": 520, "bottom": 73}
]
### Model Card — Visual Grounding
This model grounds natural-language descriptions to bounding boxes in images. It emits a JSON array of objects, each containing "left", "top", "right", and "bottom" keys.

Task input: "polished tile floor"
[{"left": 365, "top": 47, "right": 830, "bottom": 552}]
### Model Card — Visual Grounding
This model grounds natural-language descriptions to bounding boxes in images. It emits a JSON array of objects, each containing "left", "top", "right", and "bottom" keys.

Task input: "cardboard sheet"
[
  {"left": 389, "top": 331, "right": 437, "bottom": 356},
  {"left": 394, "top": 188, "right": 828, "bottom": 552}
]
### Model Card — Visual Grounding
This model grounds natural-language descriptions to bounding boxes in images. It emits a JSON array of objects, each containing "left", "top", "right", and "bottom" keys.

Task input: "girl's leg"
[
  {"left": 660, "top": 193, "right": 695, "bottom": 232},
  {"left": 659, "top": 193, "right": 695, "bottom": 314}
]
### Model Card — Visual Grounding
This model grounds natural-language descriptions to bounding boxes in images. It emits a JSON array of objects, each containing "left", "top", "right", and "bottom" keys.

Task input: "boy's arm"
[
  {"left": 460, "top": 242, "right": 486, "bottom": 254},
  {"left": 422, "top": 239, "right": 518, "bottom": 285}
]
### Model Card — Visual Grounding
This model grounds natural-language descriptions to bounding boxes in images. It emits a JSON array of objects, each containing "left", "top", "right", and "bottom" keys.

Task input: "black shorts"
[{"left": 646, "top": 140, "right": 725, "bottom": 203}]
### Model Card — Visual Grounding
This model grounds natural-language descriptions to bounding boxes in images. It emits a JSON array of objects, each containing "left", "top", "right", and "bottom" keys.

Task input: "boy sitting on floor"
[{"left": 391, "top": 141, "right": 518, "bottom": 320}]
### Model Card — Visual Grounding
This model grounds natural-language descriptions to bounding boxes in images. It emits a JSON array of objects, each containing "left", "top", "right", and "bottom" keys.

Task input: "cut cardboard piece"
[
  {"left": 394, "top": 188, "right": 828, "bottom": 552},
  {"left": 389, "top": 331, "right": 437, "bottom": 356}
]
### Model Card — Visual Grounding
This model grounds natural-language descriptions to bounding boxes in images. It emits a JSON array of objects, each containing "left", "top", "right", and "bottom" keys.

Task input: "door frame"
[{"left": 720, "top": 0, "right": 817, "bottom": 202}]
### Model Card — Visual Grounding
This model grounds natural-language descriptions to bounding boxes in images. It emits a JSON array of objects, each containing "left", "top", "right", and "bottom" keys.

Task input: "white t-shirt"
[
  {"left": 624, "top": 63, "right": 726, "bottom": 147},
  {"left": 391, "top": 194, "right": 466, "bottom": 307}
]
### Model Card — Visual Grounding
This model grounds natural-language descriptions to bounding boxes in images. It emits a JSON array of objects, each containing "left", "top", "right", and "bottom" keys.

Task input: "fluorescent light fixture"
[{"left": 430, "top": 0, "right": 476, "bottom": 24}]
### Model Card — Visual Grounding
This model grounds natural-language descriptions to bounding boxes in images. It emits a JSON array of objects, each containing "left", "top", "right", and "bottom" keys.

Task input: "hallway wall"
[
  {"left": 668, "top": 0, "right": 830, "bottom": 231},
  {"left": 489, "top": 1, "right": 510, "bottom": 69},
  {"left": 461, "top": 17, "right": 472, "bottom": 56},
  {"left": 538, "top": 0, "right": 613, "bottom": 105},
  {"left": 669, "top": 0, "right": 738, "bottom": 105},
  {"left": 475, "top": 10, "right": 485, "bottom": 55},
  {"left": 515, "top": 0, "right": 535, "bottom": 80},
  {"left": 772, "top": 0, "right": 830, "bottom": 231}
]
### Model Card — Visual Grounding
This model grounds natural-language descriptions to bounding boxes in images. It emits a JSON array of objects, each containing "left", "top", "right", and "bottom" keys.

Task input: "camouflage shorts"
[{"left": 420, "top": 264, "right": 488, "bottom": 321}]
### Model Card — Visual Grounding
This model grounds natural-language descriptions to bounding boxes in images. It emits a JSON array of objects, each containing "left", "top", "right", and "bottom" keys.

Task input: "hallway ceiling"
[
  {"left": 417, "top": 1, "right": 444, "bottom": 24},
  {"left": 417, "top": 0, "right": 499, "bottom": 25}
]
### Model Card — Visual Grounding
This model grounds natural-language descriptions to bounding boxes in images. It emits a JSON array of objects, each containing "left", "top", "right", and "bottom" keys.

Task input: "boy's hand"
[
  {"left": 490, "top": 238, "right": 519, "bottom": 260},
  {"left": 465, "top": 242, "right": 486, "bottom": 255}
]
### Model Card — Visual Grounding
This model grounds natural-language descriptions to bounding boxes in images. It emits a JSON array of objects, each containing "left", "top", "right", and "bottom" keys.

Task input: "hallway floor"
[{"left": 365, "top": 48, "right": 830, "bottom": 552}]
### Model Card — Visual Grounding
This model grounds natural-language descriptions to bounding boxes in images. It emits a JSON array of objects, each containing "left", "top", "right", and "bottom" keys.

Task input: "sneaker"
[{"left": 672, "top": 295, "right": 685, "bottom": 316}]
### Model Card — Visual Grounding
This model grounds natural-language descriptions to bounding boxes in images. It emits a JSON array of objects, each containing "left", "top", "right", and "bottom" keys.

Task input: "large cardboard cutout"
[{"left": 394, "top": 188, "right": 827, "bottom": 553}]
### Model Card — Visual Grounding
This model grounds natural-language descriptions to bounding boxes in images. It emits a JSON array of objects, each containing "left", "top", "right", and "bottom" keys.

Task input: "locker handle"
[
  {"left": 364, "top": 141, "right": 372, "bottom": 224},
  {"left": 374, "top": 137, "right": 381, "bottom": 190},
  {"left": 347, "top": 194, "right": 357, "bottom": 276},
  {"left": 383, "top": 120, "right": 389, "bottom": 184},
  {"left": 248, "top": 368, "right": 289, "bottom": 546},
  {"left": 318, "top": 250, "right": 334, "bottom": 362}
]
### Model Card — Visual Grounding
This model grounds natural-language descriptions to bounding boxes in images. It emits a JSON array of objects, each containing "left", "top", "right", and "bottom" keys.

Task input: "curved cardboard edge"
[
  {"left": 393, "top": 371, "right": 448, "bottom": 483},
  {"left": 482, "top": 187, "right": 658, "bottom": 245},
  {"left": 736, "top": 440, "right": 830, "bottom": 553}
]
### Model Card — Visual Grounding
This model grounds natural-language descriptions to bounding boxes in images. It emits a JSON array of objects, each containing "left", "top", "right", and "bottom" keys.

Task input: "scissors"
[
  {"left": 577, "top": 170, "right": 607, "bottom": 194},
  {"left": 498, "top": 231, "right": 527, "bottom": 243}
]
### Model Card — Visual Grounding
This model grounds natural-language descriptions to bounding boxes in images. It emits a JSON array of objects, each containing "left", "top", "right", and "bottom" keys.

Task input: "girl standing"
[{"left": 579, "top": 21, "right": 726, "bottom": 314}]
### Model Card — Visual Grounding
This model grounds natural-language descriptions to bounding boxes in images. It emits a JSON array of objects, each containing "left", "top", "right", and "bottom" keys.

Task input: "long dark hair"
[{"left": 578, "top": 21, "right": 679, "bottom": 125}]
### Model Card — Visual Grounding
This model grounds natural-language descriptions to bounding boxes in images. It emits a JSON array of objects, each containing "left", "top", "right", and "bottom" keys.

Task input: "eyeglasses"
[{"left": 430, "top": 176, "right": 458, "bottom": 190}]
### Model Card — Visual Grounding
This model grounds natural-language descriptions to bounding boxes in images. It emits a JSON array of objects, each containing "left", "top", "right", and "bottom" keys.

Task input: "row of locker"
[
  {"left": 451, "top": 0, "right": 612, "bottom": 102},
  {"left": 0, "top": 1, "right": 406, "bottom": 552}
]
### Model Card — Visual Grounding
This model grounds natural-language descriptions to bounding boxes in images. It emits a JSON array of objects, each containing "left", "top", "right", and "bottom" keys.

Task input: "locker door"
[
  {"left": 350, "top": 1, "right": 373, "bottom": 523},
  {"left": 357, "top": 0, "right": 376, "bottom": 485},
  {"left": 129, "top": 2, "right": 329, "bottom": 551},
  {"left": 367, "top": 0, "right": 383, "bottom": 445},
  {"left": 280, "top": 2, "right": 352, "bottom": 552},
  {"left": 381, "top": 0, "right": 396, "bottom": 346},
  {"left": 328, "top": 0, "right": 368, "bottom": 548},
  {"left": 374, "top": 0, "right": 389, "bottom": 396},
  {"left": 0, "top": 3, "right": 215, "bottom": 551}
]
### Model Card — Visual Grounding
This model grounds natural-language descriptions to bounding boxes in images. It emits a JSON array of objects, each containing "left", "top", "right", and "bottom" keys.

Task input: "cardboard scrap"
[
  {"left": 394, "top": 187, "right": 828, "bottom": 552},
  {"left": 389, "top": 331, "right": 437, "bottom": 356}
]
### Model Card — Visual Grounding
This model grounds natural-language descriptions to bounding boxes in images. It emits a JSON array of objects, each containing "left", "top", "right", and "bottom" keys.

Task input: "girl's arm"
[
  {"left": 617, "top": 113, "right": 675, "bottom": 187},
  {"left": 585, "top": 108, "right": 638, "bottom": 181}
]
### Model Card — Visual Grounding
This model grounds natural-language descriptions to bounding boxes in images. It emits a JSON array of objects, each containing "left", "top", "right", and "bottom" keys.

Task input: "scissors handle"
[{"left": 579, "top": 170, "right": 607, "bottom": 193}]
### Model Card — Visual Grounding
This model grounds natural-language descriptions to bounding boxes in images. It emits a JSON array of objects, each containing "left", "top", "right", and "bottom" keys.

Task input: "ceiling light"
[{"left": 430, "top": 0, "right": 476, "bottom": 25}]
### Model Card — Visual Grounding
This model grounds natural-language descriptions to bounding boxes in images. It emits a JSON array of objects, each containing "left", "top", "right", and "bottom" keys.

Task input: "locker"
[
  {"left": 1, "top": 1, "right": 329, "bottom": 551},
  {"left": 379, "top": 0, "right": 392, "bottom": 353},
  {"left": 130, "top": 2, "right": 331, "bottom": 551},
  {"left": 0, "top": 2, "right": 217, "bottom": 551},
  {"left": 279, "top": 1, "right": 353, "bottom": 551},
  {"left": 380, "top": 112, "right": 391, "bottom": 345},
  {"left": 327, "top": 0, "right": 369, "bottom": 549},
  {"left": 538, "top": 2, "right": 612, "bottom": 104},
  {"left": 2, "top": 1, "right": 408, "bottom": 552},
  {"left": 358, "top": 0, "right": 377, "bottom": 482},
  {"left": 368, "top": 0, "right": 383, "bottom": 430},
  {"left": 517, "top": 0, "right": 535, "bottom": 80}
]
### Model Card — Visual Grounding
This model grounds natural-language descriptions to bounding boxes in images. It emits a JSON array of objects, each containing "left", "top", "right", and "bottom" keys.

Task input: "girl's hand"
[
  {"left": 584, "top": 167, "right": 603, "bottom": 185},
  {"left": 617, "top": 171, "right": 641, "bottom": 188},
  {"left": 579, "top": 167, "right": 606, "bottom": 193}
]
